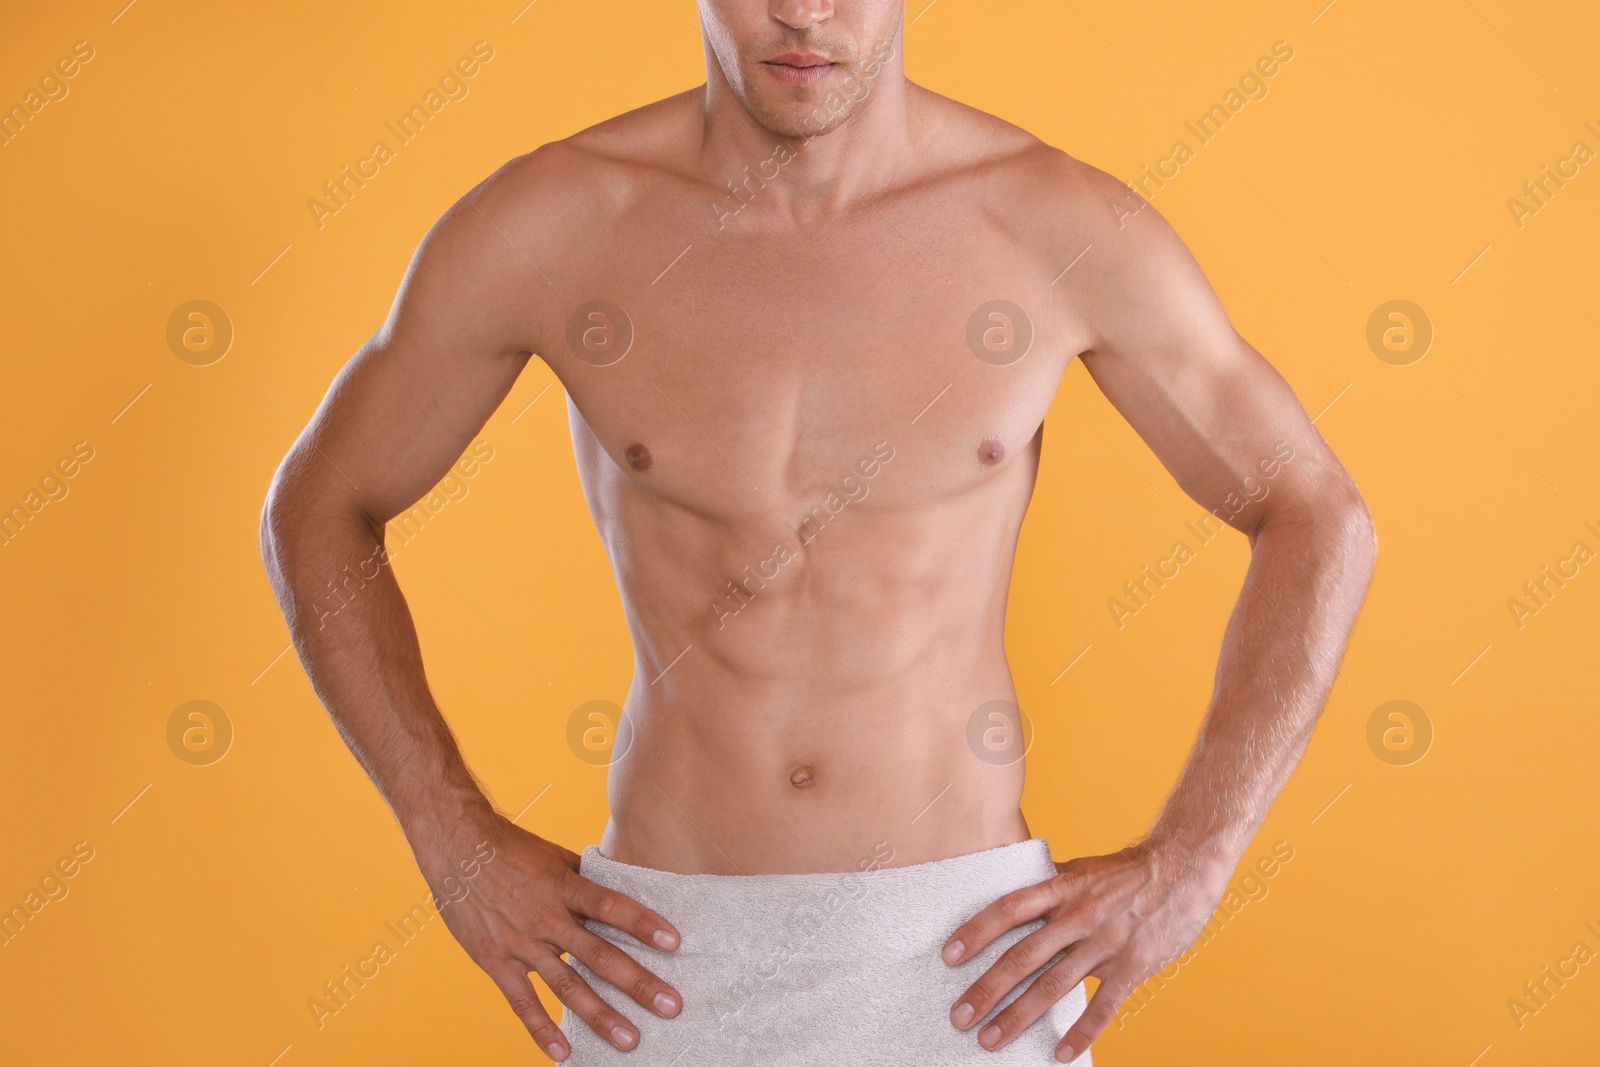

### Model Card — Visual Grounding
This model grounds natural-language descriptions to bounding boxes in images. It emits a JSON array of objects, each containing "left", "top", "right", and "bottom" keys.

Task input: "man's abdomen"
[{"left": 599, "top": 667, "right": 1035, "bottom": 875}]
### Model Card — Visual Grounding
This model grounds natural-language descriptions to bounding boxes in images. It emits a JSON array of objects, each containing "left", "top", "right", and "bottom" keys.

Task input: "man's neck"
[{"left": 694, "top": 39, "right": 919, "bottom": 225}]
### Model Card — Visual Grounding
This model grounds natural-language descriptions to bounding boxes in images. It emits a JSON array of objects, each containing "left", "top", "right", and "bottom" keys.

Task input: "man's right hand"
[{"left": 419, "top": 816, "right": 683, "bottom": 1062}]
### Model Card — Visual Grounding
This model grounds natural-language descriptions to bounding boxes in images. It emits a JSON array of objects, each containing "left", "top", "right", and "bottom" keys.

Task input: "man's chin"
[{"left": 745, "top": 101, "right": 853, "bottom": 140}]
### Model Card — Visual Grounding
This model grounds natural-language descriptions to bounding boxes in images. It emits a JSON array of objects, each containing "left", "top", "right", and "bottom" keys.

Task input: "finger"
[
  {"left": 567, "top": 874, "right": 681, "bottom": 952},
  {"left": 487, "top": 961, "right": 570, "bottom": 1063},
  {"left": 942, "top": 880, "right": 1059, "bottom": 965},
  {"left": 533, "top": 951, "right": 642, "bottom": 1053},
  {"left": 1056, "top": 969, "right": 1139, "bottom": 1063},
  {"left": 973, "top": 947, "right": 1098, "bottom": 1052},
  {"left": 949, "top": 921, "right": 1089, "bottom": 1030},
  {"left": 567, "top": 925, "right": 682, "bottom": 1018}
]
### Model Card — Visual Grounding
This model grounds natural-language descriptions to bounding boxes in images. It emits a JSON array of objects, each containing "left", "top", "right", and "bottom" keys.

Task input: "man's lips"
[{"left": 762, "top": 53, "right": 835, "bottom": 86}]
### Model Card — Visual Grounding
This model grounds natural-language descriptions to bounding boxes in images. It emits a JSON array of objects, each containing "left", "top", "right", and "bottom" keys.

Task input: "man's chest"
[{"left": 535, "top": 202, "right": 1086, "bottom": 513}]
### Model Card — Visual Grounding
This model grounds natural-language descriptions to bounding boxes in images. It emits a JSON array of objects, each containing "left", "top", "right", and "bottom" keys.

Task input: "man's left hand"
[{"left": 941, "top": 839, "right": 1232, "bottom": 1062}]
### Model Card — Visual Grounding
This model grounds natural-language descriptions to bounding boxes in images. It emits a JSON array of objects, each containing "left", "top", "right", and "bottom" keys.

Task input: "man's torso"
[{"left": 486, "top": 86, "right": 1115, "bottom": 873}]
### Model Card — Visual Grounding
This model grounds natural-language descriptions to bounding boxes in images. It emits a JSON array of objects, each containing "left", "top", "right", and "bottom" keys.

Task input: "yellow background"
[{"left": 2, "top": 1, "right": 1596, "bottom": 1063}]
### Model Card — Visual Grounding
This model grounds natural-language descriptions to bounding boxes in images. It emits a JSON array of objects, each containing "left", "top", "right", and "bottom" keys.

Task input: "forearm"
[
  {"left": 1145, "top": 497, "right": 1377, "bottom": 870},
  {"left": 260, "top": 490, "right": 501, "bottom": 869}
]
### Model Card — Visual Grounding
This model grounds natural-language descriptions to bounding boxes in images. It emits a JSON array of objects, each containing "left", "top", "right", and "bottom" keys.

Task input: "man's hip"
[{"left": 559, "top": 837, "right": 1090, "bottom": 1065}]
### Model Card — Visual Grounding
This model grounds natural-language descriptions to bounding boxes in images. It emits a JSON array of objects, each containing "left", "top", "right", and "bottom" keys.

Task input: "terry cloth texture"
[{"left": 559, "top": 837, "right": 1090, "bottom": 1065}]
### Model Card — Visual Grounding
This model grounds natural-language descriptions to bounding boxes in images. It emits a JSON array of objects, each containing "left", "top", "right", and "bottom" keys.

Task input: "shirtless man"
[{"left": 260, "top": 1, "right": 1376, "bottom": 1062}]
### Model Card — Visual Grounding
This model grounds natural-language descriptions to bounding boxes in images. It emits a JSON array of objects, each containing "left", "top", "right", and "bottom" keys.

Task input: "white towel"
[{"left": 559, "top": 837, "right": 1090, "bottom": 1065}]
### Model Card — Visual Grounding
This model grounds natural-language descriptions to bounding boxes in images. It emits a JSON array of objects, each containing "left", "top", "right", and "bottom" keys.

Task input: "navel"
[
  {"left": 788, "top": 765, "right": 815, "bottom": 789},
  {"left": 978, "top": 438, "right": 1006, "bottom": 466},
  {"left": 625, "top": 443, "right": 653, "bottom": 471}
]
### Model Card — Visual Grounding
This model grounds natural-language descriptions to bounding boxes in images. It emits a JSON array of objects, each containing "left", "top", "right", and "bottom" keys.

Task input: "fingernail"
[
  {"left": 611, "top": 1025, "right": 636, "bottom": 1049},
  {"left": 942, "top": 939, "right": 964, "bottom": 964},
  {"left": 545, "top": 1043, "right": 567, "bottom": 1062},
  {"left": 654, "top": 991, "right": 677, "bottom": 1014},
  {"left": 652, "top": 928, "right": 679, "bottom": 950},
  {"left": 979, "top": 1024, "right": 1001, "bottom": 1049},
  {"left": 1058, "top": 1042, "right": 1079, "bottom": 1062},
  {"left": 952, "top": 1002, "right": 975, "bottom": 1027}
]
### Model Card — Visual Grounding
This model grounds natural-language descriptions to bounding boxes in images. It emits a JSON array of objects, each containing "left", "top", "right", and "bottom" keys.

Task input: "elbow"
[
  {"left": 259, "top": 483, "right": 296, "bottom": 582},
  {"left": 258, "top": 446, "right": 342, "bottom": 576},
  {"left": 259, "top": 450, "right": 297, "bottom": 569},
  {"left": 1343, "top": 491, "right": 1378, "bottom": 576},
  {"left": 1256, "top": 483, "right": 1377, "bottom": 579},
  {"left": 259, "top": 471, "right": 384, "bottom": 587},
  {"left": 259, "top": 456, "right": 318, "bottom": 582},
  {"left": 1322, "top": 485, "right": 1377, "bottom": 585}
]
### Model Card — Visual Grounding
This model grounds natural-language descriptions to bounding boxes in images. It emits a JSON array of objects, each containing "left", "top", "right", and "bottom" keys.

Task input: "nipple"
[
  {"left": 978, "top": 438, "right": 1005, "bottom": 466},
  {"left": 625, "top": 443, "right": 653, "bottom": 471},
  {"left": 789, "top": 765, "right": 815, "bottom": 789}
]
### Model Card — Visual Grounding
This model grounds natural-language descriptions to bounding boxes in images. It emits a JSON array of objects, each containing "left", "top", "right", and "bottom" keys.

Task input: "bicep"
[
  {"left": 1074, "top": 203, "right": 1357, "bottom": 535},
  {"left": 271, "top": 168, "right": 543, "bottom": 527}
]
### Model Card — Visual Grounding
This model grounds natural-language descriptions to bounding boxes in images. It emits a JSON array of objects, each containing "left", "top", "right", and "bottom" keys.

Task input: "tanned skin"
[{"left": 260, "top": 0, "right": 1376, "bottom": 1061}]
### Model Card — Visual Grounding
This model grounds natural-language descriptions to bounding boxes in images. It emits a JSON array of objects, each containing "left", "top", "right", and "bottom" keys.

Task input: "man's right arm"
[
  {"left": 260, "top": 157, "right": 537, "bottom": 895},
  {"left": 258, "top": 151, "right": 680, "bottom": 1061}
]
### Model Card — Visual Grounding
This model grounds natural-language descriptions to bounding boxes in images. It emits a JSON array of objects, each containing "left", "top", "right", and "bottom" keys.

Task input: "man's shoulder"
[
  {"left": 913, "top": 97, "right": 1159, "bottom": 263},
  {"left": 989, "top": 141, "right": 1196, "bottom": 311},
  {"left": 475, "top": 91, "right": 702, "bottom": 224},
  {"left": 977, "top": 137, "right": 1158, "bottom": 251},
  {"left": 934, "top": 110, "right": 1206, "bottom": 348},
  {"left": 396, "top": 97, "right": 701, "bottom": 356}
]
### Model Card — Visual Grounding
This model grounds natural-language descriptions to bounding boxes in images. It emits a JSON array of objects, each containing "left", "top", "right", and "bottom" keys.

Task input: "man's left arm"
[{"left": 943, "top": 173, "right": 1378, "bottom": 1061}]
